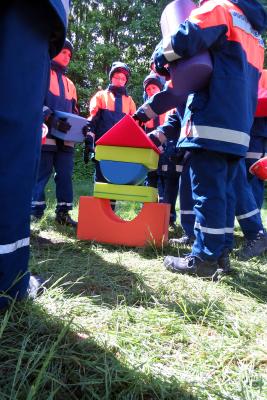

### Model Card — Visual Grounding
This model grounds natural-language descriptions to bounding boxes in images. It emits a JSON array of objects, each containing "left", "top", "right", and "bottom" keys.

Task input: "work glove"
[
  {"left": 147, "top": 131, "right": 164, "bottom": 153},
  {"left": 132, "top": 112, "right": 148, "bottom": 126},
  {"left": 152, "top": 41, "right": 170, "bottom": 79},
  {"left": 83, "top": 133, "right": 95, "bottom": 164},
  {"left": 50, "top": 116, "right": 71, "bottom": 133}
]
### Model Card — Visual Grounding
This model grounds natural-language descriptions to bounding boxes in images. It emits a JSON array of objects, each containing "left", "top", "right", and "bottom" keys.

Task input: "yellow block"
[
  {"left": 94, "top": 183, "right": 158, "bottom": 203},
  {"left": 95, "top": 145, "right": 159, "bottom": 170}
]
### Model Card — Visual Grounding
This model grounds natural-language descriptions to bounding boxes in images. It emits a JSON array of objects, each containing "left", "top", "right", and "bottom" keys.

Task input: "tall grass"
[{"left": 0, "top": 178, "right": 266, "bottom": 399}]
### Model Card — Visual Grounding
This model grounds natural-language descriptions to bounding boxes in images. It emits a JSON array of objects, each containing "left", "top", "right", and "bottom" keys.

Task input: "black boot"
[
  {"left": 237, "top": 232, "right": 267, "bottom": 261},
  {"left": 164, "top": 255, "right": 219, "bottom": 279},
  {"left": 55, "top": 211, "right": 77, "bottom": 228},
  {"left": 218, "top": 249, "right": 231, "bottom": 274}
]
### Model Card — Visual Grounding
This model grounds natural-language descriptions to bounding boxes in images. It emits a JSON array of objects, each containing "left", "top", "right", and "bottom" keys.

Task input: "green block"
[
  {"left": 95, "top": 145, "right": 159, "bottom": 170},
  {"left": 94, "top": 183, "right": 158, "bottom": 202}
]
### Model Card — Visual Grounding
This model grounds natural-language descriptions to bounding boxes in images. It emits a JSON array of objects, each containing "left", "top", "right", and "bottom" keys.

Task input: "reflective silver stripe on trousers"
[
  {"left": 181, "top": 125, "right": 250, "bottom": 147},
  {"left": 194, "top": 222, "right": 234, "bottom": 234},
  {"left": 176, "top": 165, "right": 183, "bottom": 172},
  {"left": 246, "top": 152, "right": 263, "bottom": 159},
  {"left": 162, "top": 36, "right": 181, "bottom": 62},
  {"left": 162, "top": 165, "right": 168, "bottom": 171},
  {"left": 57, "top": 202, "right": 73, "bottom": 206},
  {"left": 0, "top": 237, "right": 30, "bottom": 255},
  {"left": 32, "top": 201, "right": 45, "bottom": 205},
  {"left": 236, "top": 208, "right": 260, "bottom": 220},
  {"left": 180, "top": 210, "right": 194, "bottom": 215}
]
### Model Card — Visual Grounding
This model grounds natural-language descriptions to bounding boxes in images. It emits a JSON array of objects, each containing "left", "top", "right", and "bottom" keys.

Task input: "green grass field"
[{"left": 0, "top": 177, "right": 266, "bottom": 400}]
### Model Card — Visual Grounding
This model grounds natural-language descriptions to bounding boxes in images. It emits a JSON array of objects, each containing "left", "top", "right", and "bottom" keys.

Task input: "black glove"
[
  {"left": 83, "top": 134, "right": 94, "bottom": 164},
  {"left": 82, "top": 122, "right": 91, "bottom": 136},
  {"left": 148, "top": 132, "right": 163, "bottom": 152},
  {"left": 152, "top": 41, "right": 171, "bottom": 79},
  {"left": 49, "top": 115, "right": 71, "bottom": 133},
  {"left": 132, "top": 113, "right": 146, "bottom": 127}
]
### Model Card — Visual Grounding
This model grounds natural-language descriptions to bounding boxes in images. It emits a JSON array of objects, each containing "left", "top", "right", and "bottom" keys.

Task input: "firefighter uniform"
[
  {"left": 31, "top": 52, "right": 78, "bottom": 221},
  {"left": 153, "top": 0, "right": 266, "bottom": 275},
  {"left": 0, "top": 0, "right": 69, "bottom": 309},
  {"left": 88, "top": 63, "right": 136, "bottom": 183}
]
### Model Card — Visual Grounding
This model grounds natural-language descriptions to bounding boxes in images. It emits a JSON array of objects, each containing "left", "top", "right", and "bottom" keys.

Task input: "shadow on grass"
[
  {"left": 30, "top": 234, "right": 233, "bottom": 337},
  {"left": 0, "top": 301, "right": 199, "bottom": 400}
]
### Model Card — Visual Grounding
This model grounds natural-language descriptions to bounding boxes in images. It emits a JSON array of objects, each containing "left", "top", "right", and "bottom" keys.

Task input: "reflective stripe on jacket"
[
  {"left": 88, "top": 89, "right": 136, "bottom": 139},
  {"left": 161, "top": 0, "right": 266, "bottom": 156}
]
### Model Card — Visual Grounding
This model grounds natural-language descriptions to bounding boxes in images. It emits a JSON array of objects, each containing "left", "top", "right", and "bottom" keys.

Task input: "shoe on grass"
[
  {"left": 164, "top": 255, "right": 219, "bottom": 279},
  {"left": 237, "top": 232, "right": 267, "bottom": 261}
]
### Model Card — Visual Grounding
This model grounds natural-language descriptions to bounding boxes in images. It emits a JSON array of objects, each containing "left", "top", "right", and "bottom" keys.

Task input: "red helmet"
[{"left": 249, "top": 156, "right": 267, "bottom": 180}]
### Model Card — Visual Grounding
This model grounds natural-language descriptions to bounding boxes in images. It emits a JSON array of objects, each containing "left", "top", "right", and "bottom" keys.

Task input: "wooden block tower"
[{"left": 77, "top": 115, "right": 170, "bottom": 247}]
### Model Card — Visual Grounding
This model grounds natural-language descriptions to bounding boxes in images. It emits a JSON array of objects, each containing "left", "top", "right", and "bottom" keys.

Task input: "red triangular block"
[{"left": 96, "top": 115, "right": 161, "bottom": 154}]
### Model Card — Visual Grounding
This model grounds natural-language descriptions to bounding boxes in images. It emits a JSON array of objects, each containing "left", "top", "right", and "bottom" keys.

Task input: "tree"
[{"left": 67, "top": 0, "right": 170, "bottom": 114}]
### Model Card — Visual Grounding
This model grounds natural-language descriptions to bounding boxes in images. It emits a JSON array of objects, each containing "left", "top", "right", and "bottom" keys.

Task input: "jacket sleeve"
[
  {"left": 156, "top": 111, "right": 181, "bottom": 142},
  {"left": 135, "top": 81, "right": 185, "bottom": 122},
  {"left": 162, "top": 2, "right": 228, "bottom": 62},
  {"left": 88, "top": 91, "right": 103, "bottom": 133},
  {"left": 72, "top": 84, "right": 79, "bottom": 115}
]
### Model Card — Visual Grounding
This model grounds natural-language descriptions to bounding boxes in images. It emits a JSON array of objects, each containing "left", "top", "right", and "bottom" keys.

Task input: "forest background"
[{"left": 67, "top": 0, "right": 267, "bottom": 178}]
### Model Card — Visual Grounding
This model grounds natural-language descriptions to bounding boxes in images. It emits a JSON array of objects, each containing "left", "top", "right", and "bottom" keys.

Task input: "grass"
[{"left": 0, "top": 176, "right": 267, "bottom": 400}]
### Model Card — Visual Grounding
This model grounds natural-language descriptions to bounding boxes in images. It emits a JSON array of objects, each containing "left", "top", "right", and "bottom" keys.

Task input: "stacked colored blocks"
[{"left": 77, "top": 115, "right": 170, "bottom": 247}]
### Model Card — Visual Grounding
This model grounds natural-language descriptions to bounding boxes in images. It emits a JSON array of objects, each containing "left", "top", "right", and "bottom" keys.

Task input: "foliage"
[{"left": 67, "top": 0, "right": 170, "bottom": 114}]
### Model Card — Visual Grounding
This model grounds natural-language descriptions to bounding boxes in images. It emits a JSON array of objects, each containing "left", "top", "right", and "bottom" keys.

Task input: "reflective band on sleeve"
[
  {"left": 32, "top": 201, "right": 45, "bottom": 206},
  {"left": 162, "top": 165, "right": 168, "bottom": 171},
  {"left": 0, "top": 237, "right": 30, "bottom": 255},
  {"left": 162, "top": 36, "right": 181, "bottom": 62},
  {"left": 181, "top": 125, "right": 250, "bottom": 147},
  {"left": 194, "top": 222, "right": 234, "bottom": 234},
  {"left": 246, "top": 152, "right": 263, "bottom": 159},
  {"left": 62, "top": 0, "right": 70, "bottom": 15},
  {"left": 143, "top": 104, "right": 158, "bottom": 120},
  {"left": 236, "top": 208, "right": 260, "bottom": 220},
  {"left": 57, "top": 202, "right": 73, "bottom": 206},
  {"left": 180, "top": 210, "right": 194, "bottom": 215},
  {"left": 176, "top": 165, "right": 183, "bottom": 172}
]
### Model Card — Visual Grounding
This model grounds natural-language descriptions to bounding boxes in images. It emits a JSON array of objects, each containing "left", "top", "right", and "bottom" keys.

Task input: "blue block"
[
  {"left": 51, "top": 110, "right": 88, "bottom": 142},
  {"left": 100, "top": 160, "right": 148, "bottom": 185}
]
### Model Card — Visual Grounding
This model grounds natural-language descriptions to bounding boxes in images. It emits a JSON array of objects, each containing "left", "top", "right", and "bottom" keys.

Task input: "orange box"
[{"left": 77, "top": 196, "right": 170, "bottom": 247}]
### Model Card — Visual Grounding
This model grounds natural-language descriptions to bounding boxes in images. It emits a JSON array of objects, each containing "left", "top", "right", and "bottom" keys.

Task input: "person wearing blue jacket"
[
  {"left": 31, "top": 39, "right": 78, "bottom": 228},
  {"left": 0, "top": 0, "right": 69, "bottom": 309},
  {"left": 151, "top": 0, "right": 267, "bottom": 278}
]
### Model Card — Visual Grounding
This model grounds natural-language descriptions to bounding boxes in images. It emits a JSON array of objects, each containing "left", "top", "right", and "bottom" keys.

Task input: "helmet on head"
[
  {"left": 249, "top": 156, "right": 267, "bottom": 180},
  {"left": 109, "top": 62, "right": 131, "bottom": 83},
  {"left": 143, "top": 72, "right": 164, "bottom": 92},
  {"left": 63, "top": 39, "right": 73, "bottom": 57}
]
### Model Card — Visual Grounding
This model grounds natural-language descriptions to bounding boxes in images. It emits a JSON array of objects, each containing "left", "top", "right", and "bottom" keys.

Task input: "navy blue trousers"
[
  {"left": 179, "top": 158, "right": 195, "bottom": 237},
  {"left": 32, "top": 149, "right": 74, "bottom": 215},
  {"left": 0, "top": 3, "right": 50, "bottom": 308},
  {"left": 190, "top": 150, "right": 239, "bottom": 261}
]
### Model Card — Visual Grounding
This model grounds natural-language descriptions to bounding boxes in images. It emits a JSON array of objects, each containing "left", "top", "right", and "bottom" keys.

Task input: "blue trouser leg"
[
  {"left": 54, "top": 149, "right": 74, "bottom": 213},
  {"left": 245, "top": 136, "right": 266, "bottom": 210},
  {"left": 190, "top": 150, "right": 239, "bottom": 261},
  {"left": 163, "top": 173, "right": 179, "bottom": 223},
  {"left": 31, "top": 151, "right": 54, "bottom": 216},
  {"left": 0, "top": 3, "right": 50, "bottom": 308},
  {"left": 235, "top": 158, "right": 264, "bottom": 240},
  {"left": 179, "top": 160, "right": 195, "bottom": 237}
]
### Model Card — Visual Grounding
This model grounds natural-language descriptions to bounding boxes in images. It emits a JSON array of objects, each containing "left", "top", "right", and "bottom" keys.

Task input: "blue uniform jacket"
[
  {"left": 160, "top": 0, "right": 266, "bottom": 157},
  {"left": 48, "top": 0, "right": 70, "bottom": 57}
]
